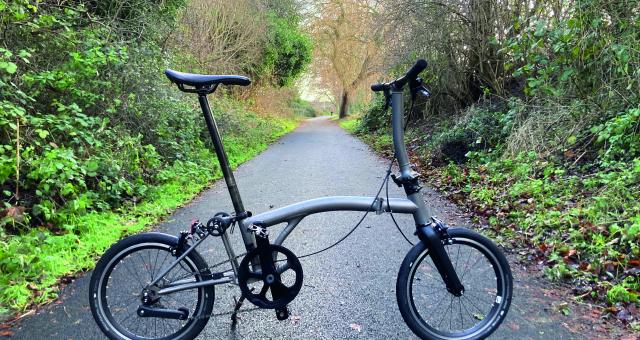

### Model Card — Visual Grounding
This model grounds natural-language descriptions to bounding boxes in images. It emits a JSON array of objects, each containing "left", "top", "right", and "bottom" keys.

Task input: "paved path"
[{"left": 8, "top": 117, "right": 578, "bottom": 339}]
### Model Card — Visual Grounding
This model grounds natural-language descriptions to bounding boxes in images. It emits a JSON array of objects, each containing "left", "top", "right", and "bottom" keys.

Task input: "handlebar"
[
  {"left": 371, "top": 59, "right": 428, "bottom": 92},
  {"left": 395, "top": 59, "right": 428, "bottom": 89},
  {"left": 371, "top": 83, "right": 387, "bottom": 92}
]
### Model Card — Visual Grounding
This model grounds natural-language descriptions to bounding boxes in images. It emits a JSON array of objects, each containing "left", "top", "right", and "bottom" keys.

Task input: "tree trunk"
[{"left": 338, "top": 90, "right": 350, "bottom": 119}]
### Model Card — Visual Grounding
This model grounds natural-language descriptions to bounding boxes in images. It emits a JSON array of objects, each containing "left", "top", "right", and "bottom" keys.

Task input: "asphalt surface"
[{"left": 8, "top": 117, "right": 579, "bottom": 339}]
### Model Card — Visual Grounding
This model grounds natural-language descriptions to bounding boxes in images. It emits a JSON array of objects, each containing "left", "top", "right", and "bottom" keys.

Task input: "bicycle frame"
[{"left": 151, "top": 83, "right": 461, "bottom": 297}]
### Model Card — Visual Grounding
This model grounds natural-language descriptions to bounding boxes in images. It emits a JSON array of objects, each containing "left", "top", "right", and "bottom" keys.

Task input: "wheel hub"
[{"left": 140, "top": 287, "right": 160, "bottom": 305}]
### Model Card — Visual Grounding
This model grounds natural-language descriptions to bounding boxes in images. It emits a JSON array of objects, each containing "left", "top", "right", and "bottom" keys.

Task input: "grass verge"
[{"left": 0, "top": 116, "right": 296, "bottom": 318}]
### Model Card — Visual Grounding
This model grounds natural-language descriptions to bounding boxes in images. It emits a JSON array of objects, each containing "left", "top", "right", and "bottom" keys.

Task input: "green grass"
[
  {"left": 338, "top": 116, "right": 359, "bottom": 132},
  {"left": 339, "top": 116, "right": 393, "bottom": 152},
  {"left": 0, "top": 116, "right": 297, "bottom": 317}
]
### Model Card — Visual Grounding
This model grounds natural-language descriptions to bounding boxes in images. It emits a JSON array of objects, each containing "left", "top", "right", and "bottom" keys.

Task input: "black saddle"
[{"left": 164, "top": 69, "right": 251, "bottom": 92}]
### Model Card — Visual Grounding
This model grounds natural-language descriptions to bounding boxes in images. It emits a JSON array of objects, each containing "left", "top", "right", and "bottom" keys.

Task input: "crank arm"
[{"left": 137, "top": 305, "right": 189, "bottom": 320}]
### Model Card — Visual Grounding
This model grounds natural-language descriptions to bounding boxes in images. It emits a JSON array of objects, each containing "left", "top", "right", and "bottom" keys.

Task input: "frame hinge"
[
  {"left": 391, "top": 172, "right": 423, "bottom": 195},
  {"left": 373, "top": 197, "right": 385, "bottom": 215}
]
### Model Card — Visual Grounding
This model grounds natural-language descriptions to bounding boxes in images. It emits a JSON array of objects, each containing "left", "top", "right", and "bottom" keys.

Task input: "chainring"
[{"left": 237, "top": 244, "right": 303, "bottom": 309}]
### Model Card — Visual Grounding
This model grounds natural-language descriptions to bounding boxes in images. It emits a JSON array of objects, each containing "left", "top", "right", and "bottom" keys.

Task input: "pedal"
[{"left": 275, "top": 306, "right": 289, "bottom": 320}]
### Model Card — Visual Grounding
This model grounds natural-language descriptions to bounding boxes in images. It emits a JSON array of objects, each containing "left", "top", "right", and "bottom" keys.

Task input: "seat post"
[{"left": 197, "top": 94, "right": 246, "bottom": 215}]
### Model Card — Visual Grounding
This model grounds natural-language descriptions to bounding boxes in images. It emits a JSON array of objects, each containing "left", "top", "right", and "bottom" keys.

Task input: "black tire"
[
  {"left": 89, "top": 232, "right": 214, "bottom": 340},
  {"left": 396, "top": 228, "right": 512, "bottom": 340}
]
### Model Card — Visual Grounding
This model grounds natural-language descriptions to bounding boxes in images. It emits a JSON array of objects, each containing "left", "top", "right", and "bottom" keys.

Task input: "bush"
[
  {"left": 429, "top": 106, "right": 509, "bottom": 164},
  {"left": 260, "top": 12, "right": 313, "bottom": 87},
  {"left": 592, "top": 108, "right": 640, "bottom": 166},
  {"left": 289, "top": 97, "right": 317, "bottom": 117},
  {"left": 0, "top": 0, "right": 309, "bottom": 314},
  {"left": 358, "top": 95, "right": 390, "bottom": 133}
]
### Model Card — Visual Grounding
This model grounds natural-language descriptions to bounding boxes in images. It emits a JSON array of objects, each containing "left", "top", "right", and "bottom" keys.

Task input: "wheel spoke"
[
  {"left": 94, "top": 241, "right": 208, "bottom": 339},
  {"left": 137, "top": 252, "right": 153, "bottom": 283},
  {"left": 458, "top": 297, "right": 464, "bottom": 330},
  {"left": 152, "top": 249, "right": 161, "bottom": 279},
  {"left": 402, "top": 235, "right": 511, "bottom": 337},
  {"left": 460, "top": 251, "right": 484, "bottom": 282},
  {"left": 462, "top": 294, "right": 487, "bottom": 317}
]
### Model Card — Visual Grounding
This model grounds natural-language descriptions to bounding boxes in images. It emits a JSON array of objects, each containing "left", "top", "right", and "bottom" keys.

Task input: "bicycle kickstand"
[{"left": 231, "top": 295, "right": 247, "bottom": 323}]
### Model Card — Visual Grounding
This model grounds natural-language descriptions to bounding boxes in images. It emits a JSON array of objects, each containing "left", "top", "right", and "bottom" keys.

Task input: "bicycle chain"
[
  {"left": 187, "top": 306, "right": 262, "bottom": 321},
  {"left": 167, "top": 251, "right": 248, "bottom": 283}
]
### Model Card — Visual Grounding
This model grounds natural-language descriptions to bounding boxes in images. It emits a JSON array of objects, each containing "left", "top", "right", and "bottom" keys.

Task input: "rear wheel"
[
  {"left": 396, "top": 228, "right": 512, "bottom": 339},
  {"left": 89, "top": 233, "right": 214, "bottom": 340}
]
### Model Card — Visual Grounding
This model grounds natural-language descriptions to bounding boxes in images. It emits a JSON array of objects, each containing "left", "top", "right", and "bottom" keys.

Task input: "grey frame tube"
[
  {"left": 244, "top": 196, "right": 417, "bottom": 227},
  {"left": 391, "top": 91, "right": 412, "bottom": 180},
  {"left": 243, "top": 196, "right": 418, "bottom": 246}
]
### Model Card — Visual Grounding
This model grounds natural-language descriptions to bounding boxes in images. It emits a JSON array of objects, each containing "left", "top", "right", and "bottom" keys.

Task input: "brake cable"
[
  {"left": 297, "top": 97, "right": 418, "bottom": 257},
  {"left": 387, "top": 99, "right": 416, "bottom": 246},
  {"left": 170, "top": 94, "right": 419, "bottom": 284}
]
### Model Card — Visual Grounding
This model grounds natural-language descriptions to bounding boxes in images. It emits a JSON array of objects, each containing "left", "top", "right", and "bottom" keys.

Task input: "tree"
[
  {"left": 383, "top": 0, "right": 560, "bottom": 117},
  {"left": 260, "top": 12, "right": 313, "bottom": 87},
  {"left": 311, "top": 0, "right": 386, "bottom": 118},
  {"left": 171, "top": 0, "right": 311, "bottom": 88},
  {"left": 171, "top": 0, "right": 268, "bottom": 75}
]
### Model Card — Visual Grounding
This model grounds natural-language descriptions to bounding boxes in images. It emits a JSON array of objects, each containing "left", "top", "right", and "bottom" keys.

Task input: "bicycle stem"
[{"left": 390, "top": 90, "right": 432, "bottom": 225}]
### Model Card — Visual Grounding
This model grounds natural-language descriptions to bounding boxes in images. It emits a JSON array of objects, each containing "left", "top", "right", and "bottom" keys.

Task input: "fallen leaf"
[
  {"left": 349, "top": 323, "right": 362, "bottom": 332},
  {"left": 0, "top": 330, "right": 14, "bottom": 336},
  {"left": 620, "top": 335, "right": 638, "bottom": 340},
  {"left": 605, "top": 306, "right": 618, "bottom": 314},
  {"left": 290, "top": 315, "right": 301, "bottom": 325},
  {"left": 554, "top": 302, "right": 571, "bottom": 316}
]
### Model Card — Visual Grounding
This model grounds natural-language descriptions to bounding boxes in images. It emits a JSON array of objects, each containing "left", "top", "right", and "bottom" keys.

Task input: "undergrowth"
[
  {"left": 0, "top": 107, "right": 295, "bottom": 315},
  {"left": 0, "top": 0, "right": 307, "bottom": 318},
  {"left": 343, "top": 114, "right": 639, "bottom": 328}
]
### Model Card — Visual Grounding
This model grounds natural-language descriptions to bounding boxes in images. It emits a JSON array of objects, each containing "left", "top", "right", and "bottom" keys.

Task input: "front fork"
[
  {"left": 417, "top": 218, "right": 465, "bottom": 296},
  {"left": 391, "top": 170, "right": 465, "bottom": 296}
]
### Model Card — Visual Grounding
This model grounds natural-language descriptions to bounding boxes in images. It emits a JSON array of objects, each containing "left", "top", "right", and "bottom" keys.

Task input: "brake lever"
[
  {"left": 410, "top": 77, "right": 431, "bottom": 100},
  {"left": 417, "top": 85, "right": 430, "bottom": 98}
]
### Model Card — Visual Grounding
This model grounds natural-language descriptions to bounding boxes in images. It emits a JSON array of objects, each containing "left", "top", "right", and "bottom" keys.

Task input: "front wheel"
[
  {"left": 396, "top": 228, "right": 512, "bottom": 339},
  {"left": 89, "top": 232, "right": 215, "bottom": 340}
]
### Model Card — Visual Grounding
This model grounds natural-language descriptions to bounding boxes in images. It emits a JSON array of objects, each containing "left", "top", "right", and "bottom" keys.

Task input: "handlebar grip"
[
  {"left": 371, "top": 83, "right": 387, "bottom": 92},
  {"left": 394, "top": 59, "right": 428, "bottom": 89},
  {"left": 405, "top": 59, "right": 428, "bottom": 81}
]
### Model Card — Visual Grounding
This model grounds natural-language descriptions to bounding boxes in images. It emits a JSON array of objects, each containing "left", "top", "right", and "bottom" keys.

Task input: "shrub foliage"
[
  {"left": 0, "top": 0, "right": 311, "bottom": 313},
  {"left": 355, "top": 0, "right": 640, "bottom": 317}
]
